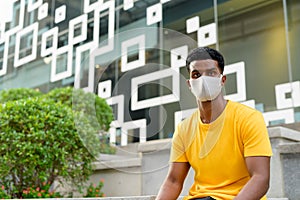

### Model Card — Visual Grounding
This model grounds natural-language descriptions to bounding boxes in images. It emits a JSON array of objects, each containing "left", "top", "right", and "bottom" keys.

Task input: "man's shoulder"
[
  {"left": 177, "top": 109, "right": 199, "bottom": 131},
  {"left": 228, "top": 100, "right": 259, "bottom": 116}
]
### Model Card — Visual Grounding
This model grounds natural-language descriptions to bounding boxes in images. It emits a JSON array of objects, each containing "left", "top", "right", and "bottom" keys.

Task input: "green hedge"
[{"left": 0, "top": 87, "right": 115, "bottom": 198}]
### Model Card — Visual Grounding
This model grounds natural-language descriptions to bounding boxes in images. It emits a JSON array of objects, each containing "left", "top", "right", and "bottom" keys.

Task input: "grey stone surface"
[
  {"left": 267, "top": 127, "right": 300, "bottom": 198},
  {"left": 280, "top": 144, "right": 300, "bottom": 200}
]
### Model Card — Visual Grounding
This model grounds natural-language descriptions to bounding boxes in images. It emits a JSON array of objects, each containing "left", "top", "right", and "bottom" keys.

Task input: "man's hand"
[{"left": 156, "top": 162, "right": 190, "bottom": 200}]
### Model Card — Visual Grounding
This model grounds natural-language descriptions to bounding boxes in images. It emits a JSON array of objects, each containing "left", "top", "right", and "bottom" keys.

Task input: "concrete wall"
[{"left": 278, "top": 143, "right": 300, "bottom": 200}]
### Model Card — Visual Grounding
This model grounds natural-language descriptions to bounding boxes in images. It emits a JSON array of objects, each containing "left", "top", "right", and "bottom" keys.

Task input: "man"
[{"left": 156, "top": 47, "right": 272, "bottom": 200}]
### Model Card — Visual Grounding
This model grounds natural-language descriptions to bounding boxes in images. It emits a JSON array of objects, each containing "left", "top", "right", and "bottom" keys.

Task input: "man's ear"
[
  {"left": 186, "top": 79, "right": 191, "bottom": 89},
  {"left": 221, "top": 75, "right": 226, "bottom": 86}
]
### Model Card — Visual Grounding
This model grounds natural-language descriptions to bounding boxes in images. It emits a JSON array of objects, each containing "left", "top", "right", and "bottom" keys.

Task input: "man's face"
[
  {"left": 187, "top": 59, "right": 226, "bottom": 87},
  {"left": 189, "top": 59, "right": 221, "bottom": 79}
]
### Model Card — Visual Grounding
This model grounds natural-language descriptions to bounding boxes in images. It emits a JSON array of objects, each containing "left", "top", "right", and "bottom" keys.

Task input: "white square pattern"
[
  {"left": 147, "top": 3, "right": 162, "bottom": 25},
  {"left": 28, "top": 0, "right": 43, "bottom": 12},
  {"left": 186, "top": 16, "right": 200, "bottom": 34},
  {"left": 123, "top": 0, "right": 134, "bottom": 10},
  {"left": 275, "top": 81, "right": 300, "bottom": 109},
  {"left": 41, "top": 27, "right": 58, "bottom": 57},
  {"left": 14, "top": 22, "right": 39, "bottom": 67},
  {"left": 197, "top": 22, "right": 216, "bottom": 47},
  {"left": 55, "top": 5, "right": 66, "bottom": 24},
  {"left": 263, "top": 109, "right": 295, "bottom": 126},
  {"left": 93, "top": 0, "right": 115, "bottom": 53},
  {"left": 38, "top": 3, "right": 48, "bottom": 20},
  {"left": 84, "top": 0, "right": 103, "bottom": 13},
  {"left": 69, "top": 14, "right": 88, "bottom": 45},
  {"left": 161, "top": 0, "right": 171, "bottom": 3},
  {"left": 50, "top": 46, "right": 73, "bottom": 82},
  {"left": 223, "top": 61, "right": 246, "bottom": 102},
  {"left": 170, "top": 45, "right": 188, "bottom": 69},
  {"left": 6, "top": 0, "right": 25, "bottom": 36},
  {"left": 98, "top": 80, "right": 112, "bottom": 98},
  {"left": 0, "top": 23, "right": 4, "bottom": 43},
  {"left": 121, "top": 34, "right": 145, "bottom": 72},
  {"left": 0, "top": 36, "right": 9, "bottom": 76},
  {"left": 74, "top": 42, "right": 97, "bottom": 91},
  {"left": 131, "top": 68, "right": 180, "bottom": 110}
]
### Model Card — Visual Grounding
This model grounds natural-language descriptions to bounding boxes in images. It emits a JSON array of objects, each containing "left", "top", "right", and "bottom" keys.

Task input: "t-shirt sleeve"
[
  {"left": 241, "top": 111, "right": 273, "bottom": 157},
  {"left": 170, "top": 123, "right": 188, "bottom": 162}
]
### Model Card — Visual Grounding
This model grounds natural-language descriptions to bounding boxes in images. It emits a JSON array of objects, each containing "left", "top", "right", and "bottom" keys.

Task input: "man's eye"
[{"left": 192, "top": 73, "right": 200, "bottom": 78}]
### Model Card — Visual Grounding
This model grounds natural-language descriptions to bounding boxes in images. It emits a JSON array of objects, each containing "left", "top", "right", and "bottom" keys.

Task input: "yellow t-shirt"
[{"left": 170, "top": 100, "right": 272, "bottom": 200}]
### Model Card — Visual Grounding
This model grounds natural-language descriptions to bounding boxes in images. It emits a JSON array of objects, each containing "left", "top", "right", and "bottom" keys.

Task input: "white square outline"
[
  {"left": 0, "top": 36, "right": 9, "bottom": 76},
  {"left": 131, "top": 68, "right": 180, "bottom": 111},
  {"left": 50, "top": 45, "right": 73, "bottom": 82},
  {"left": 14, "top": 22, "right": 39, "bottom": 67},
  {"left": 84, "top": 0, "right": 103, "bottom": 13},
  {"left": 106, "top": 95, "right": 124, "bottom": 144},
  {"left": 98, "top": 80, "right": 112, "bottom": 98},
  {"left": 224, "top": 61, "right": 246, "bottom": 102},
  {"left": 186, "top": 16, "right": 200, "bottom": 34},
  {"left": 28, "top": 0, "right": 43, "bottom": 12},
  {"left": 106, "top": 95, "right": 125, "bottom": 128},
  {"left": 54, "top": 5, "right": 66, "bottom": 24},
  {"left": 121, "top": 34, "right": 145, "bottom": 72},
  {"left": 93, "top": 0, "right": 115, "bottom": 53},
  {"left": 161, "top": 0, "right": 171, "bottom": 3},
  {"left": 174, "top": 108, "right": 197, "bottom": 129},
  {"left": 41, "top": 27, "right": 58, "bottom": 57},
  {"left": 197, "top": 22, "right": 216, "bottom": 47},
  {"left": 0, "top": 23, "right": 4, "bottom": 43},
  {"left": 170, "top": 45, "right": 188, "bottom": 69},
  {"left": 6, "top": 0, "right": 25, "bottom": 36},
  {"left": 38, "top": 3, "right": 48, "bottom": 20},
  {"left": 123, "top": 0, "right": 134, "bottom": 10},
  {"left": 74, "top": 42, "right": 97, "bottom": 91},
  {"left": 121, "top": 119, "right": 147, "bottom": 145},
  {"left": 89, "top": 1, "right": 115, "bottom": 93},
  {"left": 240, "top": 99, "right": 256, "bottom": 109},
  {"left": 275, "top": 81, "right": 300, "bottom": 109},
  {"left": 146, "top": 3, "right": 162, "bottom": 25},
  {"left": 69, "top": 14, "right": 88, "bottom": 45},
  {"left": 263, "top": 109, "right": 295, "bottom": 126}
]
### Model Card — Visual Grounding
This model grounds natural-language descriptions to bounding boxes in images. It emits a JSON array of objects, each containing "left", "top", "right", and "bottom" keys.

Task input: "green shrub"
[
  {"left": 45, "top": 87, "right": 115, "bottom": 154},
  {"left": 45, "top": 87, "right": 113, "bottom": 131},
  {"left": 84, "top": 180, "right": 105, "bottom": 198},
  {"left": 21, "top": 182, "right": 62, "bottom": 198},
  {"left": 0, "top": 88, "right": 42, "bottom": 103},
  {"left": 0, "top": 98, "right": 97, "bottom": 198}
]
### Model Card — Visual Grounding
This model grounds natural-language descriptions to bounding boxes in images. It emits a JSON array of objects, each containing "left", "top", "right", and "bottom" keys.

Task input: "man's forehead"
[{"left": 189, "top": 59, "right": 218, "bottom": 70}]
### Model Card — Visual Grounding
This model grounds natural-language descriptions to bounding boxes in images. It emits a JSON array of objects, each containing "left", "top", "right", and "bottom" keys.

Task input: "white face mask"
[{"left": 189, "top": 75, "right": 223, "bottom": 102}]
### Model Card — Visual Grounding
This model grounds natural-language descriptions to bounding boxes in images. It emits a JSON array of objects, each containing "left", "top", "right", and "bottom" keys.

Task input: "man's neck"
[{"left": 198, "top": 96, "right": 227, "bottom": 124}]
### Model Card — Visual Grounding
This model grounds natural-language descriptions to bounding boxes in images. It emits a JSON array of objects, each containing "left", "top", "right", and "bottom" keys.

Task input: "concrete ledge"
[
  {"left": 268, "top": 198, "right": 289, "bottom": 200},
  {"left": 93, "top": 154, "right": 142, "bottom": 170},
  {"left": 138, "top": 138, "right": 171, "bottom": 153},
  {"left": 24, "top": 197, "right": 156, "bottom": 200},
  {"left": 19, "top": 197, "right": 289, "bottom": 200},
  {"left": 268, "top": 127, "right": 300, "bottom": 141},
  {"left": 278, "top": 142, "right": 300, "bottom": 153}
]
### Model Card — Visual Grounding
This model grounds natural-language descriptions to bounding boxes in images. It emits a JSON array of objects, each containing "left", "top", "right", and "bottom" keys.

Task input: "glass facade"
[{"left": 0, "top": 0, "right": 299, "bottom": 145}]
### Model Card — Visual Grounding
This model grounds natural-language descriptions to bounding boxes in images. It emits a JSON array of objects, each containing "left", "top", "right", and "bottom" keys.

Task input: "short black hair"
[{"left": 186, "top": 47, "right": 225, "bottom": 73}]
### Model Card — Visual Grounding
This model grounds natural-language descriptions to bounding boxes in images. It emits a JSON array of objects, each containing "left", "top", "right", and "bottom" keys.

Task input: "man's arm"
[
  {"left": 156, "top": 162, "right": 190, "bottom": 200},
  {"left": 234, "top": 156, "right": 270, "bottom": 200}
]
